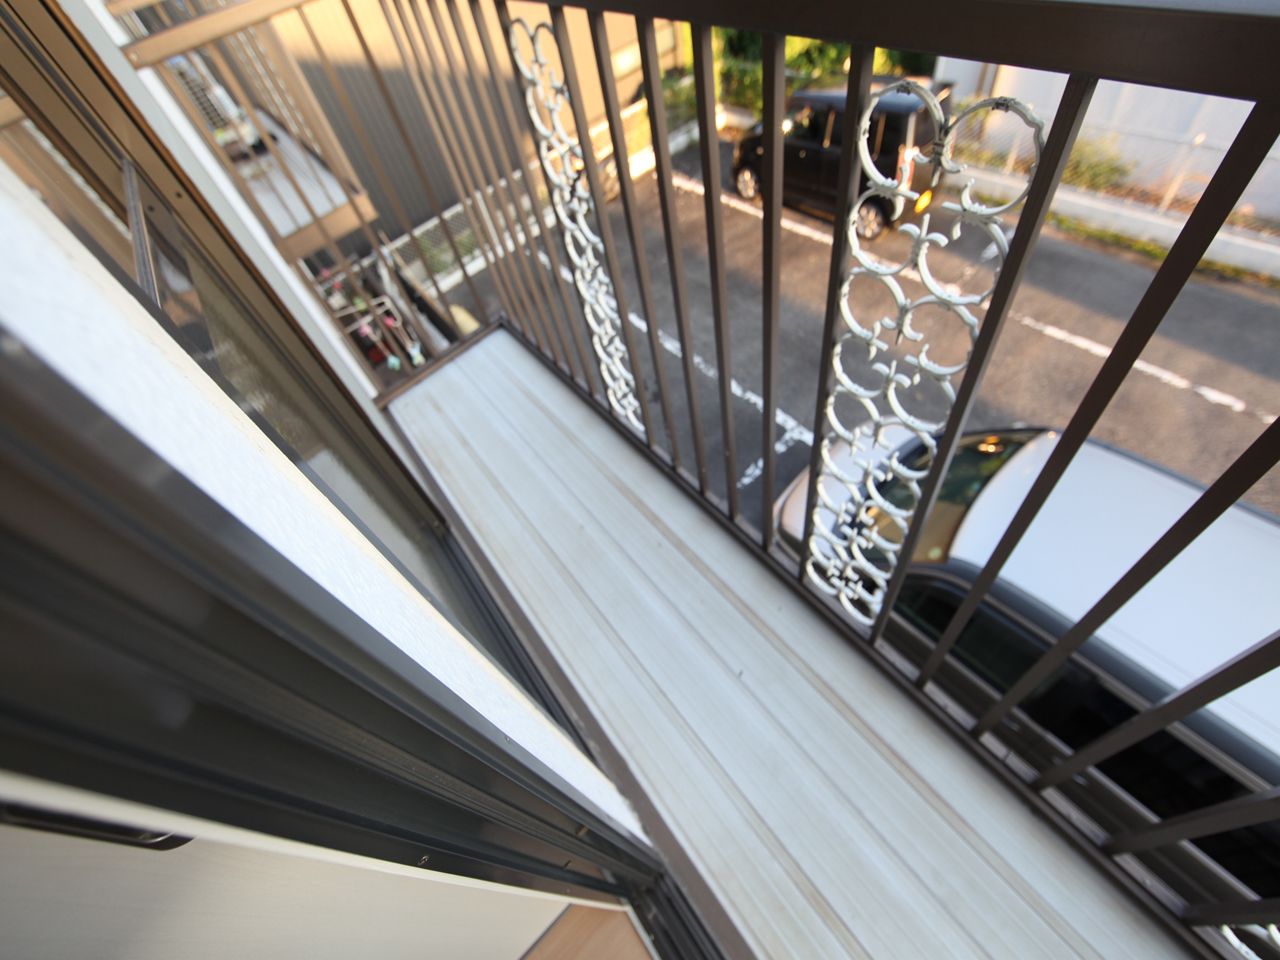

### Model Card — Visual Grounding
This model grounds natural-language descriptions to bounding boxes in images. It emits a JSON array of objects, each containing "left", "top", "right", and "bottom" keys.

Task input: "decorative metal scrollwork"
[
  {"left": 507, "top": 19, "right": 643, "bottom": 433},
  {"left": 807, "top": 80, "right": 1044, "bottom": 624}
]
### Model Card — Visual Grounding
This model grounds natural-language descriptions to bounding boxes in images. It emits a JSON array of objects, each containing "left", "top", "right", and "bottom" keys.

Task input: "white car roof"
[{"left": 949, "top": 432, "right": 1280, "bottom": 754}]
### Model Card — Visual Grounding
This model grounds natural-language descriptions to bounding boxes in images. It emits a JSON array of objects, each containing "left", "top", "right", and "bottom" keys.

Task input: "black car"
[{"left": 732, "top": 82, "right": 949, "bottom": 240}]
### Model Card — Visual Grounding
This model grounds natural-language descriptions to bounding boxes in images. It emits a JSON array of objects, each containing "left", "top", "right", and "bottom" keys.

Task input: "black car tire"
[
  {"left": 855, "top": 199, "right": 888, "bottom": 241},
  {"left": 735, "top": 165, "right": 761, "bottom": 201}
]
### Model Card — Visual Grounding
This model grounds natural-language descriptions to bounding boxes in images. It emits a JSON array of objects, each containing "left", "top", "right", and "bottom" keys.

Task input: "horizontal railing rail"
[{"left": 108, "top": 1, "right": 1280, "bottom": 956}]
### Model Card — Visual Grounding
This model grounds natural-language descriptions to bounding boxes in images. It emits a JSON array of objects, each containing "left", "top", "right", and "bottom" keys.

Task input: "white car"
[{"left": 776, "top": 428, "right": 1280, "bottom": 898}]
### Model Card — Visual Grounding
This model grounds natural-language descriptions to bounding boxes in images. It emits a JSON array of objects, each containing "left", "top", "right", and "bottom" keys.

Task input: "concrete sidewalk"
[{"left": 962, "top": 167, "right": 1280, "bottom": 278}]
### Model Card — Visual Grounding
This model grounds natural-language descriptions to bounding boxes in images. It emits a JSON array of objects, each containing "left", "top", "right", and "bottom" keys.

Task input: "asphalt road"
[{"left": 569, "top": 135, "right": 1280, "bottom": 533}]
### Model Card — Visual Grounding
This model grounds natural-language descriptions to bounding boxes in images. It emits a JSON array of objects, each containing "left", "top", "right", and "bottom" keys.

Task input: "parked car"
[
  {"left": 775, "top": 428, "right": 1280, "bottom": 897},
  {"left": 733, "top": 82, "right": 950, "bottom": 240}
]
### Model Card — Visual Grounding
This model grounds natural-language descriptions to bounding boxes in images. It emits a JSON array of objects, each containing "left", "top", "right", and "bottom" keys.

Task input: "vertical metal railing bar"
[
  {"left": 380, "top": 0, "right": 524, "bottom": 339},
  {"left": 974, "top": 416, "right": 1280, "bottom": 738},
  {"left": 248, "top": 28, "right": 352, "bottom": 212},
  {"left": 221, "top": 29, "right": 337, "bottom": 234},
  {"left": 425, "top": 0, "right": 565, "bottom": 363},
  {"left": 208, "top": 31, "right": 396, "bottom": 377},
  {"left": 470, "top": 0, "right": 599, "bottom": 399},
  {"left": 587, "top": 10, "right": 676, "bottom": 459},
  {"left": 121, "top": 157, "right": 161, "bottom": 305},
  {"left": 1037, "top": 628, "right": 1280, "bottom": 790},
  {"left": 212, "top": 36, "right": 359, "bottom": 298},
  {"left": 401, "top": 0, "right": 556, "bottom": 358},
  {"left": 451, "top": 0, "right": 589, "bottom": 390},
  {"left": 202, "top": 45, "right": 305, "bottom": 235},
  {"left": 242, "top": 17, "right": 437, "bottom": 359},
  {"left": 919, "top": 100, "right": 1280, "bottom": 687},
  {"left": 636, "top": 16, "right": 708, "bottom": 491},
  {"left": 691, "top": 24, "right": 738, "bottom": 516},
  {"left": 294, "top": 7, "right": 465, "bottom": 355},
  {"left": 863, "top": 74, "right": 1098, "bottom": 659},
  {"left": 798, "top": 44, "right": 874, "bottom": 577},
  {"left": 156, "top": 60, "right": 280, "bottom": 240},
  {"left": 210, "top": 32, "right": 398, "bottom": 331},
  {"left": 549, "top": 3, "right": 656, "bottom": 443},
  {"left": 758, "top": 31, "right": 784, "bottom": 548},
  {"left": 335, "top": 0, "right": 477, "bottom": 337},
  {"left": 239, "top": 27, "right": 330, "bottom": 190},
  {"left": 1105, "top": 785, "right": 1280, "bottom": 855},
  {"left": 431, "top": 0, "right": 574, "bottom": 371},
  {"left": 237, "top": 18, "right": 356, "bottom": 205},
  {"left": 1181, "top": 896, "right": 1280, "bottom": 928},
  {"left": 414, "top": 0, "right": 557, "bottom": 357},
  {"left": 291, "top": 8, "right": 450, "bottom": 353},
  {"left": 234, "top": 26, "right": 346, "bottom": 217}
]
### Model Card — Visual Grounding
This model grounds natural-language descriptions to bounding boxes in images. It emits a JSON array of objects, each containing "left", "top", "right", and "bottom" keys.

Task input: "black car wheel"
[
  {"left": 735, "top": 165, "right": 760, "bottom": 201},
  {"left": 855, "top": 199, "right": 888, "bottom": 241}
]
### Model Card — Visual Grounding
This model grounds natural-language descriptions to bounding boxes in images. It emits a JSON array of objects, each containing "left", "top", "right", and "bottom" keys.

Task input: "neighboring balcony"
[{"left": 9, "top": 0, "right": 1280, "bottom": 957}]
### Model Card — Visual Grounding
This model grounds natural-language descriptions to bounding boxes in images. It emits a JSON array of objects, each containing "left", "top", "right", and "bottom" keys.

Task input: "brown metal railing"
[{"left": 110, "top": 0, "right": 1280, "bottom": 955}]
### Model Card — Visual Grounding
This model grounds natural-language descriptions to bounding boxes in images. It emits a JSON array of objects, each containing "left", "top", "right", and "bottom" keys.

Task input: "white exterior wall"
[
  {"left": 935, "top": 57, "right": 1280, "bottom": 220},
  {"left": 0, "top": 772, "right": 575, "bottom": 960}
]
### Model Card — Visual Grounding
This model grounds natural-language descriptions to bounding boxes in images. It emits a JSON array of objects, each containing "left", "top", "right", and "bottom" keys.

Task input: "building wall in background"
[
  {"left": 934, "top": 56, "right": 1280, "bottom": 222},
  {"left": 274, "top": 0, "right": 682, "bottom": 241}
]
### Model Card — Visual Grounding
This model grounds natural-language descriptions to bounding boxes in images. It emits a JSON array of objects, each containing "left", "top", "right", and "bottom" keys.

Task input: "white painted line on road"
[
  {"left": 671, "top": 171, "right": 836, "bottom": 247},
  {"left": 546, "top": 256, "right": 814, "bottom": 491},
  {"left": 1017, "top": 315, "right": 1274, "bottom": 424},
  {"left": 670, "top": 171, "right": 1275, "bottom": 429},
  {"left": 669, "top": 170, "right": 970, "bottom": 298}
]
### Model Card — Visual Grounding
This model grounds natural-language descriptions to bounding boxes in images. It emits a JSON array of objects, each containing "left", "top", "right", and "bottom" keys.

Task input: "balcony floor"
[{"left": 391, "top": 330, "right": 1187, "bottom": 960}]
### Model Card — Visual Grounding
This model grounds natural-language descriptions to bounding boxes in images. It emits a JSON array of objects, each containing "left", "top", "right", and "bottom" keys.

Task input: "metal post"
[
  {"left": 691, "top": 24, "right": 739, "bottom": 517},
  {"left": 759, "top": 31, "right": 784, "bottom": 548},
  {"left": 588, "top": 9, "right": 676, "bottom": 459},
  {"left": 799, "top": 45, "right": 874, "bottom": 580}
]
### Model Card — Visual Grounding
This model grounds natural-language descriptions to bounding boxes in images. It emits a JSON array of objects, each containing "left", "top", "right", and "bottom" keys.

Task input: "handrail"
[{"left": 123, "top": 0, "right": 1280, "bottom": 98}]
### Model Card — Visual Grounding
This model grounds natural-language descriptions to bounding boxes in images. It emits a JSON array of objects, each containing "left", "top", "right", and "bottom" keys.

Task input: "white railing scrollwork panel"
[
  {"left": 507, "top": 18, "right": 644, "bottom": 434},
  {"left": 807, "top": 80, "right": 1044, "bottom": 624}
]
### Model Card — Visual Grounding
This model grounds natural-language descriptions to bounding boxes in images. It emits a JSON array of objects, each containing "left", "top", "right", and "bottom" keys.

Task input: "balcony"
[{"left": 2, "top": 0, "right": 1279, "bottom": 958}]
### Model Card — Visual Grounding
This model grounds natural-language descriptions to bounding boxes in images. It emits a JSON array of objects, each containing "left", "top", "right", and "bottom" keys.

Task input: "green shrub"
[
  {"left": 712, "top": 30, "right": 936, "bottom": 116},
  {"left": 718, "top": 56, "right": 762, "bottom": 112},
  {"left": 662, "top": 69, "right": 697, "bottom": 128},
  {"left": 1062, "top": 138, "right": 1133, "bottom": 192}
]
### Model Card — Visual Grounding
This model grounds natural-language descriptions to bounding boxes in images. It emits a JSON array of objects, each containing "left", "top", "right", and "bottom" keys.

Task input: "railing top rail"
[
  {"left": 123, "top": 0, "right": 1280, "bottom": 101},
  {"left": 568, "top": 0, "right": 1280, "bottom": 102}
]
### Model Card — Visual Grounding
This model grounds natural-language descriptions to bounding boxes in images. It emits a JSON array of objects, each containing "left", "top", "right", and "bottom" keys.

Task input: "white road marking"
[
  {"left": 530, "top": 177, "right": 1272, "bottom": 493},
  {"left": 1017, "top": 315, "right": 1274, "bottom": 424},
  {"left": 547, "top": 257, "right": 814, "bottom": 492},
  {"left": 668, "top": 172, "right": 1273, "bottom": 428}
]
